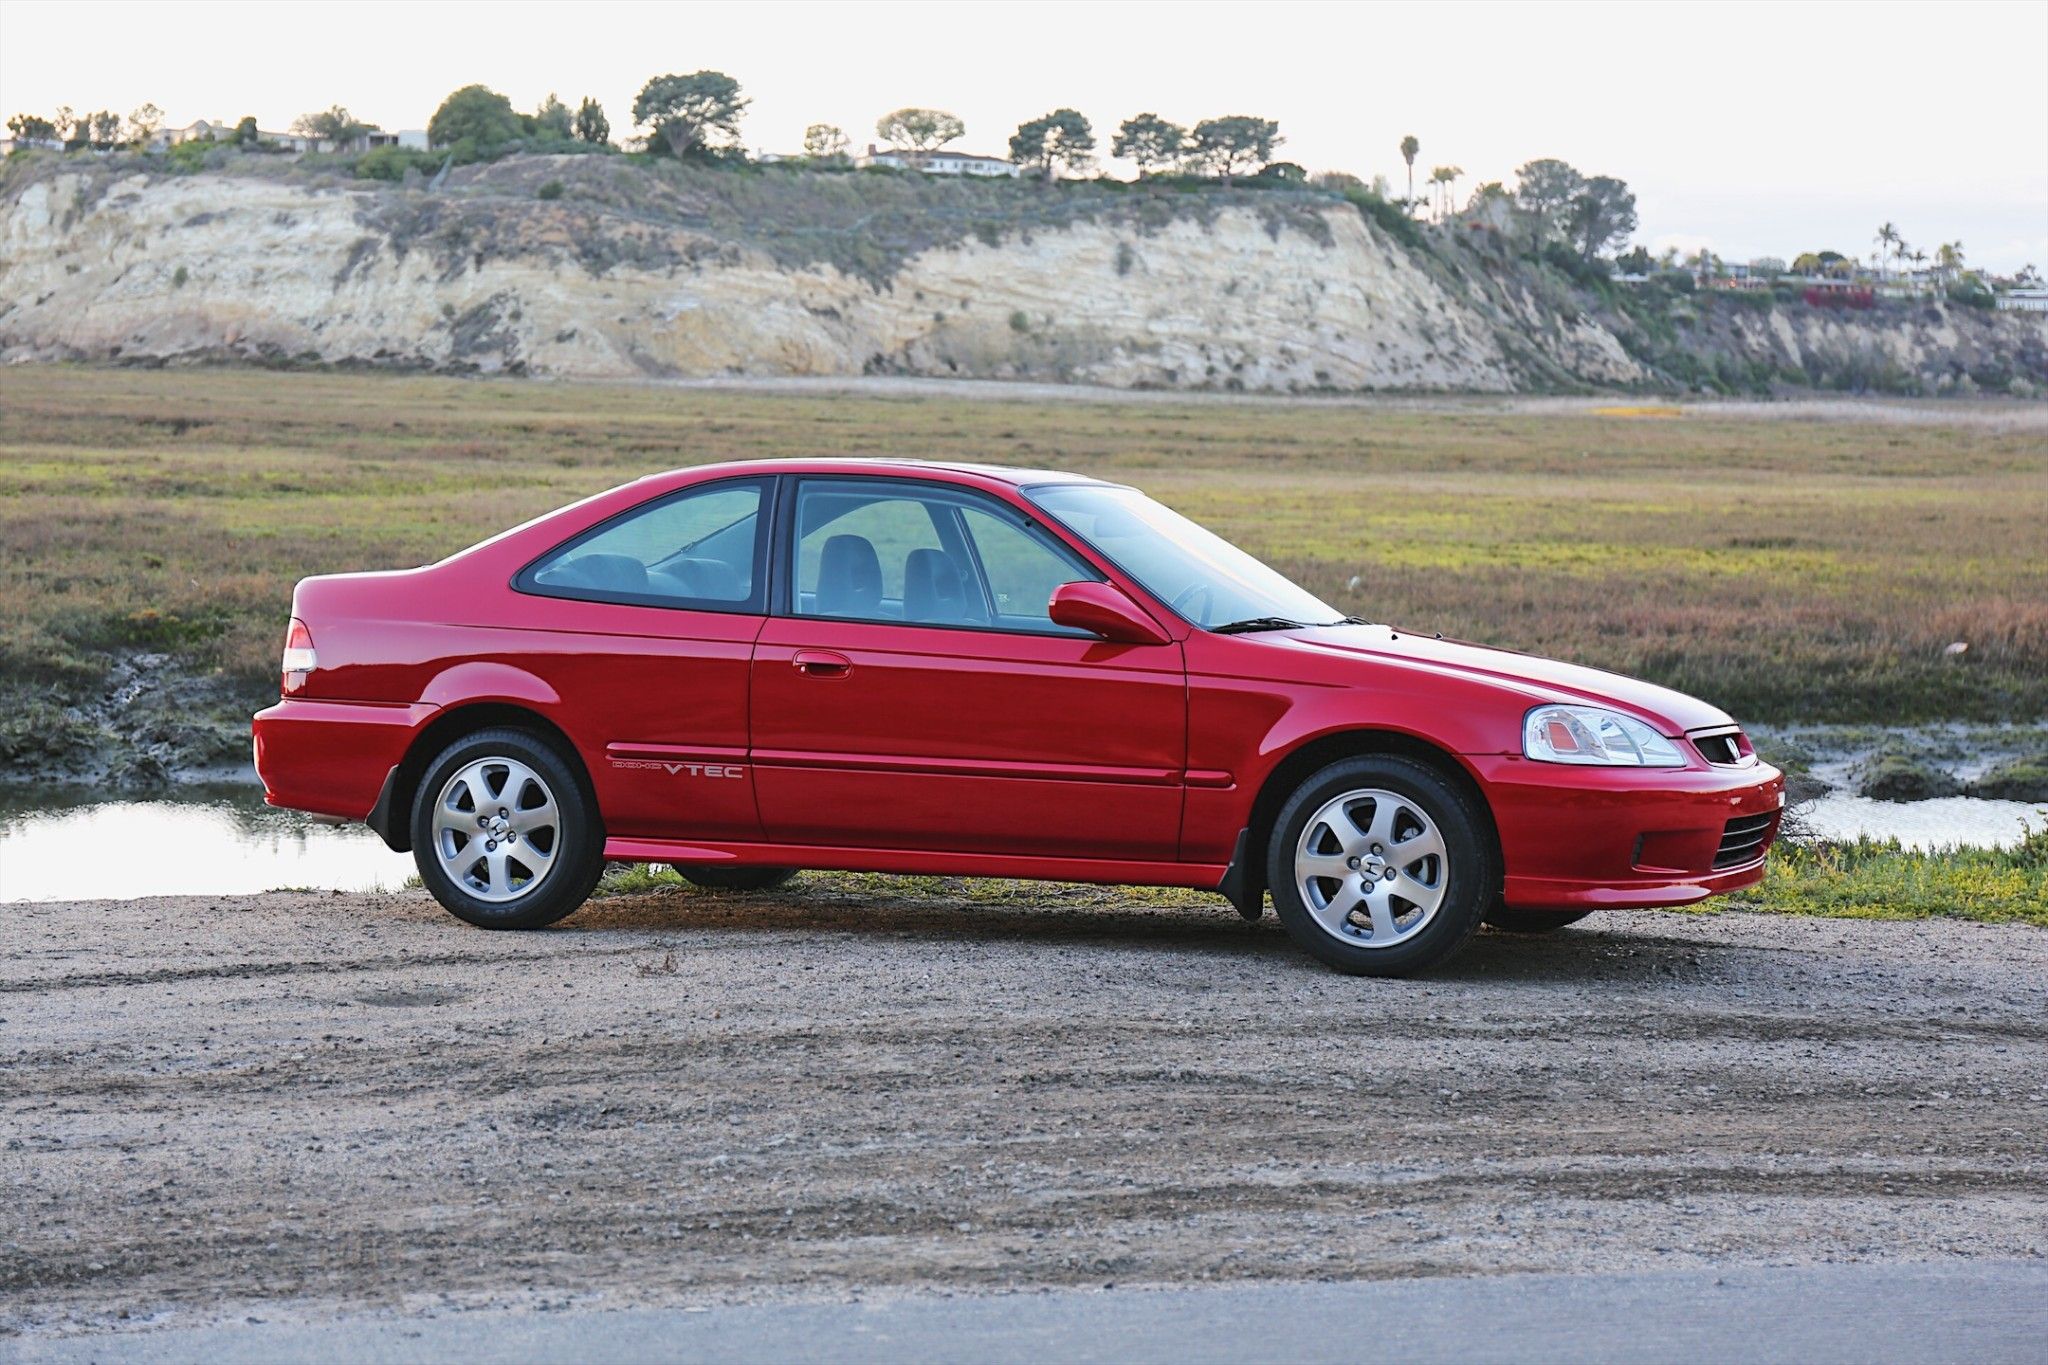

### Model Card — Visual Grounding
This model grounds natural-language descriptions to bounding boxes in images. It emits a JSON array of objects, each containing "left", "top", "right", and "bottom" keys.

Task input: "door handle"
[{"left": 792, "top": 649, "right": 851, "bottom": 679}]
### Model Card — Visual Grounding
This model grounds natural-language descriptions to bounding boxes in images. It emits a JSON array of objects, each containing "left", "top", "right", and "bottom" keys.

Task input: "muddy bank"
[
  {"left": 0, "top": 652, "right": 260, "bottom": 789},
  {"left": 5, "top": 885, "right": 2044, "bottom": 1339}
]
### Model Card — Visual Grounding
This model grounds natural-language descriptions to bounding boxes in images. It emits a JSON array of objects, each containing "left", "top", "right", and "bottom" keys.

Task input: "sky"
[{"left": 2, "top": 0, "right": 2043, "bottom": 272}]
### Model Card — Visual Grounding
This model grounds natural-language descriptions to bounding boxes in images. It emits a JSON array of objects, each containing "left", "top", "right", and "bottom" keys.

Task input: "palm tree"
[
  {"left": 1936, "top": 240, "right": 1965, "bottom": 283},
  {"left": 1399, "top": 134, "right": 1419, "bottom": 210},
  {"left": 1873, "top": 222, "right": 1900, "bottom": 280},
  {"left": 1427, "top": 165, "right": 1463, "bottom": 221}
]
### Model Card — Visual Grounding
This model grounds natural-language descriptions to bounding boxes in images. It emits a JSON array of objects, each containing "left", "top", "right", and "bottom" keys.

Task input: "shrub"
[
  {"left": 354, "top": 146, "right": 440, "bottom": 182},
  {"left": 1947, "top": 277, "right": 1995, "bottom": 310},
  {"left": 1340, "top": 185, "right": 1424, "bottom": 252},
  {"left": 537, "top": 179, "right": 564, "bottom": 201}
]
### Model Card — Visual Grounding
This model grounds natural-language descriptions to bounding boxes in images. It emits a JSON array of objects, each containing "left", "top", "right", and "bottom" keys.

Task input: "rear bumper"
[
  {"left": 252, "top": 697, "right": 434, "bottom": 824},
  {"left": 1468, "top": 754, "right": 1786, "bottom": 912}
]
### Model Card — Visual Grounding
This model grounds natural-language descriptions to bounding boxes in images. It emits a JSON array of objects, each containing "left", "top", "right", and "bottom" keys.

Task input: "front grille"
[{"left": 1713, "top": 812, "right": 1777, "bottom": 869}]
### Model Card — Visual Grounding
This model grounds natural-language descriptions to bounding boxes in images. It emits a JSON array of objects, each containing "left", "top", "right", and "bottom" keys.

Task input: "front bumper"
[
  {"left": 252, "top": 696, "right": 433, "bottom": 824},
  {"left": 1467, "top": 753, "right": 1786, "bottom": 911}
]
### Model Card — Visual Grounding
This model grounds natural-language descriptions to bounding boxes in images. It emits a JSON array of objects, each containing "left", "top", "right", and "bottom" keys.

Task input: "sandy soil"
[
  {"left": 638, "top": 374, "right": 2048, "bottom": 428},
  {"left": 4, "top": 884, "right": 2045, "bottom": 1339}
]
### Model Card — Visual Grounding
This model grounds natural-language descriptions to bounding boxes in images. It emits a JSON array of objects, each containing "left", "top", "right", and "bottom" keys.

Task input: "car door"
[
  {"left": 749, "top": 476, "right": 1187, "bottom": 860},
  {"left": 508, "top": 475, "right": 773, "bottom": 843}
]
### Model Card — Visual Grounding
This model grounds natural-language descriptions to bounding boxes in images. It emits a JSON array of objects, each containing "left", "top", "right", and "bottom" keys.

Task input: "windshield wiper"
[{"left": 1212, "top": 616, "right": 1309, "bottom": 634}]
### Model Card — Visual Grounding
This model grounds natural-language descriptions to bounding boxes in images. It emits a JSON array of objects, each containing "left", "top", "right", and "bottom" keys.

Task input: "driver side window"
[{"left": 791, "top": 480, "right": 1098, "bottom": 634}]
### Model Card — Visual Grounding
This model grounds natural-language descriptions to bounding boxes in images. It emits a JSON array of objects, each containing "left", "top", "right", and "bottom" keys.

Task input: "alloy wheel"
[
  {"left": 431, "top": 756, "right": 561, "bottom": 903},
  {"left": 1292, "top": 787, "right": 1449, "bottom": 948}
]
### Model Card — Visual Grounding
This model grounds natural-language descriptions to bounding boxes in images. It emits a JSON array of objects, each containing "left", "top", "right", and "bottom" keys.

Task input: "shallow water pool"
[{"left": 0, "top": 788, "right": 412, "bottom": 903}]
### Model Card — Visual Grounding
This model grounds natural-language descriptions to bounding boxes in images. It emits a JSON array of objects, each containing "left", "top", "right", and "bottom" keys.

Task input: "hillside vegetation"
[{"left": 2, "top": 154, "right": 2040, "bottom": 395}]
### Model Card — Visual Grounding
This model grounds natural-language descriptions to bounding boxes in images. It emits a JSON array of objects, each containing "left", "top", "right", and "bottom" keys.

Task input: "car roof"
[{"left": 646, "top": 457, "right": 1111, "bottom": 490}]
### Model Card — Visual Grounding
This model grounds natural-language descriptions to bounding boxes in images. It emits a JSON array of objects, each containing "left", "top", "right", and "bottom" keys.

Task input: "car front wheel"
[
  {"left": 1266, "top": 755, "right": 1497, "bottom": 977},
  {"left": 411, "top": 727, "right": 605, "bottom": 929}
]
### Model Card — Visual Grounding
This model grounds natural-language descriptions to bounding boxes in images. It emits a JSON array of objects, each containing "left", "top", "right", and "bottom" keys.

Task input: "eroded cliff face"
[
  {"left": 1, "top": 162, "right": 2038, "bottom": 394},
  {"left": 0, "top": 167, "right": 1608, "bottom": 390}
]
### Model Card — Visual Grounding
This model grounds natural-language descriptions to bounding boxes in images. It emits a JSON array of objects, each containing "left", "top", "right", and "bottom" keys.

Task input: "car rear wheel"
[
  {"left": 1266, "top": 755, "right": 1497, "bottom": 977},
  {"left": 671, "top": 865, "right": 799, "bottom": 892},
  {"left": 1484, "top": 907, "right": 1594, "bottom": 933},
  {"left": 411, "top": 728, "right": 604, "bottom": 930}
]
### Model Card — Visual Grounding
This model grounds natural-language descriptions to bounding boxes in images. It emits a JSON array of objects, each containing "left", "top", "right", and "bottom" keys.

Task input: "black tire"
[
  {"left": 410, "top": 727, "right": 605, "bottom": 930},
  {"left": 1265, "top": 755, "right": 1498, "bottom": 977},
  {"left": 672, "top": 865, "right": 799, "bottom": 892},
  {"left": 1484, "top": 907, "right": 1594, "bottom": 933}
]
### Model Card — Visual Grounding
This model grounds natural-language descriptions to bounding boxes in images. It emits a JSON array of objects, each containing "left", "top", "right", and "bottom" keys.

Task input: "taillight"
[{"left": 281, "top": 618, "right": 316, "bottom": 694}]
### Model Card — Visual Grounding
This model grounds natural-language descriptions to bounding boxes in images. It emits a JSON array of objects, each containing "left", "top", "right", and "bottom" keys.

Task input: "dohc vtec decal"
[{"left": 611, "top": 759, "right": 747, "bottom": 778}]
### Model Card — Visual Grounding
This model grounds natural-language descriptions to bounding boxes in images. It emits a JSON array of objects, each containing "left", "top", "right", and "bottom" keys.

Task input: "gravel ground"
[{"left": 4, "top": 883, "right": 2045, "bottom": 1341}]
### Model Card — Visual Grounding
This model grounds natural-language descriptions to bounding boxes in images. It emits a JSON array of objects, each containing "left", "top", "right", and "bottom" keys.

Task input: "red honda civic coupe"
[{"left": 253, "top": 458, "right": 1783, "bottom": 976}]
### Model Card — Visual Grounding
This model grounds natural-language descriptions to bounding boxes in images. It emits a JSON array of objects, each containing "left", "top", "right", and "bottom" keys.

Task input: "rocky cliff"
[{"left": 1, "top": 156, "right": 2039, "bottom": 394}]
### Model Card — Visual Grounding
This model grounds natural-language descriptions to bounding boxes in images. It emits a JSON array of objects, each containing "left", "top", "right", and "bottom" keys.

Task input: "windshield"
[{"left": 1025, "top": 484, "right": 1341, "bottom": 630}]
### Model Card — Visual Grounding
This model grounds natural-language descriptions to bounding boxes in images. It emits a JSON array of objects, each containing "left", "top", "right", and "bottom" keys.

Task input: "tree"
[
  {"left": 802, "top": 123, "right": 848, "bottom": 159},
  {"left": 1009, "top": 108, "right": 1094, "bottom": 180},
  {"left": 1113, "top": 113, "right": 1185, "bottom": 177},
  {"left": 1935, "top": 240, "right": 1965, "bottom": 282},
  {"left": 89, "top": 110, "right": 122, "bottom": 149},
  {"left": 232, "top": 115, "right": 260, "bottom": 148},
  {"left": 875, "top": 107, "right": 964, "bottom": 165},
  {"left": 6, "top": 113, "right": 56, "bottom": 145},
  {"left": 291, "top": 104, "right": 375, "bottom": 150},
  {"left": 428, "top": 85, "right": 522, "bottom": 151},
  {"left": 634, "top": 71, "right": 748, "bottom": 159},
  {"left": 1398, "top": 134, "right": 1420, "bottom": 207},
  {"left": 1427, "top": 164, "right": 1462, "bottom": 220},
  {"left": 1567, "top": 175, "right": 1638, "bottom": 260},
  {"left": 1614, "top": 245, "right": 1655, "bottom": 274},
  {"left": 1872, "top": 221, "right": 1902, "bottom": 279},
  {"left": 1188, "top": 115, "right": 1281, "bottom": 183},
  {"left": 574, "top": 98, "right": 610, "bottom": 146},
  {"left": 1514, "top": 158, "right": 1584, "bottom": 238},
  {"left": 126, "top": 102, "right": 163, "bottom": 149},
  {"left": 534, "top": 93, "right": 573, "bottom": 140},
  {"left": 53, "top": 105, "right": 74, "bottom": 147}
]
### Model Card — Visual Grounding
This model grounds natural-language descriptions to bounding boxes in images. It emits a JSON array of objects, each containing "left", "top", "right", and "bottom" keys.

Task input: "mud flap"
[
  {"left": 364, "top": 764, "right": 409, "bottom": 852},
  {"left": 1217, "top": 827, "right": 1265, "bottom": 921}
]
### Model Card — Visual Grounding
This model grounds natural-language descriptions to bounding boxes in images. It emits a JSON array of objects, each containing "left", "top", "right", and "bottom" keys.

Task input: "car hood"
[{"left": 1266, "top": 625, "right": 1735, "bottom": 735}]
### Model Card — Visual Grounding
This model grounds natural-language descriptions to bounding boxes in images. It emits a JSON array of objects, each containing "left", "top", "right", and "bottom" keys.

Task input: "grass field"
[{"left": 2, "top": 365, "right": 2044, "bottom": 728}]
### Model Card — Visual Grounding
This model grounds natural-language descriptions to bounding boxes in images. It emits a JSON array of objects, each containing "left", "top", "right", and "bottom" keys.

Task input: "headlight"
[{"left": 1523, "top": 705, "right": 1685, "bottom": 767}]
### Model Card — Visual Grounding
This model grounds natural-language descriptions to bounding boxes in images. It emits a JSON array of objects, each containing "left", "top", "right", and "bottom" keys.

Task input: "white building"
[
  {"left": 150, "top": 121, "right": 427, "bottom": 155},
  {"left": 856, "top": 144, "right": 1021, "bottom": 177},
  {"left": 1998, "top": 288, "right": 2048, "bottom": 313}
]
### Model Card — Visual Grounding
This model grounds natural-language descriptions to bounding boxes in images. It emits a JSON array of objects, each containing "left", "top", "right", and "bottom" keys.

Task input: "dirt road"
[{"left": 5, "top": 881, "right": 2045, "bottom": 1340}]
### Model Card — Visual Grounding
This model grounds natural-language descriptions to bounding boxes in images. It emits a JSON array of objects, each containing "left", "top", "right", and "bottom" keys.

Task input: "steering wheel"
[{"left": 1169, "top": 583, "right": 1214, "bottom": 627}]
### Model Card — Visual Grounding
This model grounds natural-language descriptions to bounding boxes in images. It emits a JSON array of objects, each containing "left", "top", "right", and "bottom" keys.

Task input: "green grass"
[
  {"left": 2, "top": 365, "right": 2044, "bottom": 725},
  {"left": 592, "top": 836, "right": 2048, "bottom": 930},
  {"left": 1740, "top": 827, "right": 2048, "bottom": 927}
]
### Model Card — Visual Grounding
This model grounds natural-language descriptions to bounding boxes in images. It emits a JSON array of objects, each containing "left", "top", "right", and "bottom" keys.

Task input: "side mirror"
[{"left": 1048, "top": 581, "right": 1172, "bottom": 647}]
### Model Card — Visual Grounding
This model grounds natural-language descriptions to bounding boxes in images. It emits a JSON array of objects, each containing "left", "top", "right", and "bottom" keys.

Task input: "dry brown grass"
[{"left": 2, "top": 365, "right": 2043, "bottom": 722}]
